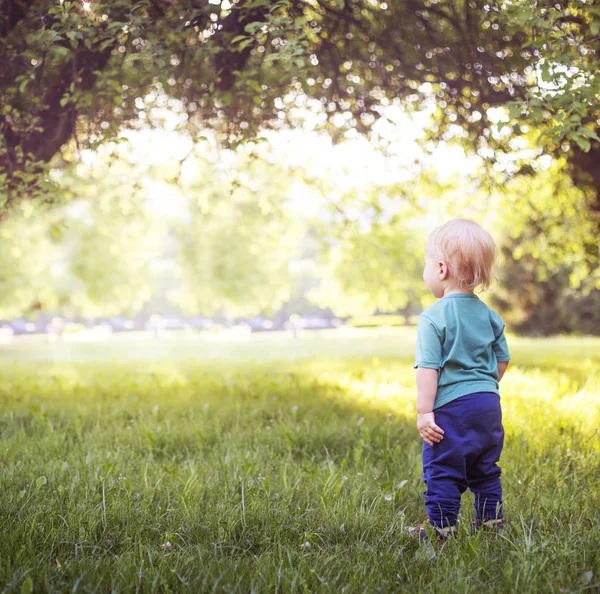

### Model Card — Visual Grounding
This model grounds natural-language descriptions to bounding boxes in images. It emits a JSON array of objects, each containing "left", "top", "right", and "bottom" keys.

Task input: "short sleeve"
[
  {"left": 413, "top": 315, "right": 442, "bottom": 369},
  {"left": 492, "top": 324, "right": 510, "bottom": 362}
]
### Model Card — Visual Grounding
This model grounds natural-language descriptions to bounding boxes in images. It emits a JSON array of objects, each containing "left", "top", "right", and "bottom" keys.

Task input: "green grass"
[{"left": 0, "top": 330, "right": 599, "bottom": 593}]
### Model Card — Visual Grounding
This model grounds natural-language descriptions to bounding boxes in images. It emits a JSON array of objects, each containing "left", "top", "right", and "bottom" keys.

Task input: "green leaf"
[
  {"left": 247, "top": 80, "right": 263, "bottom": 93},
  {"left": 244, "top": 21, "right": 265, "bottom": 35},
  {"left": 238, "top": 38, "right": 254, "bottom": 51},
  {"left": 52, "top": 46, "right": 70, "bottom": 58},
  {"left": 580, "top": 128, "right": 600, "bottom": 142},
  {"left": 540, "top": 63, "right": 552, "bottom": 83},
  {"left": 575, "top": 137, "right": 591, "bottom": 152},
  {"left": 516, "top": 8, "right": 534, "bottom": 24},
  {"left": 106, "top": 80, "right": 123, "bottom": 93},
  {"left": 21, "top": 577, "right": 33, "bottom": 594},
  {"left": 107, "top": 21, "right": 127, "bottom": 33},
  {"left": 507, "top": 103, "right": 522, "bottom": 120}
]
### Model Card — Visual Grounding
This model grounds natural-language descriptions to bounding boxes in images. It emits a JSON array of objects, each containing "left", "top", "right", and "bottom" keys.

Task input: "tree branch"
[
  {"left": 0, "top": 0, "right": 34, "bottom": 39},
  {"left": 22, "top": 46, "right": 114, "bottom": 162},
  {"left": 212, "top": 0, "right": 271, "bottom": 92}
]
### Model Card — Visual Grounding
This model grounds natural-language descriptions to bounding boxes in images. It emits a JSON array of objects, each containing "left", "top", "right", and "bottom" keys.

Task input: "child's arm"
[
  {"left": 498, "top": 361, "right": 509, "bottom": 382},
  {"left": 491, "top": 312, "right": 510, "bottom": 380},
  {"left": 416, "top": 367, "right": 444, "bottom": 446}
]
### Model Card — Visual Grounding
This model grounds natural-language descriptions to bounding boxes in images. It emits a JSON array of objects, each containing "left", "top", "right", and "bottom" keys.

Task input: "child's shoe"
[
  {"left": 470, "top": 518, "right": 504, "bottom": 534},
  {"left": 407, "top": 519, "right": 457, "bottom": 544}
]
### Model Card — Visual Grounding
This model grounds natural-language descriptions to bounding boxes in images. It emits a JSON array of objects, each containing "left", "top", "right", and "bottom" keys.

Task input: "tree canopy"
[{"left": 1, "top": 0, "right": 599, "bottom": 211}]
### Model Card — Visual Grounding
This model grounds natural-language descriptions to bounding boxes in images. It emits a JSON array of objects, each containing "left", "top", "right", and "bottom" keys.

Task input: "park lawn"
[{"left": 0, "top": 331, "right": 599, "bottom": 593}]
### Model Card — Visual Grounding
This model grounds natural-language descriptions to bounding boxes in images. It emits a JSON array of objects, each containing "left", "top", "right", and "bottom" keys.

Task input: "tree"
[
  {"left": 0, "top": 205, "right": 59, "bottom": 318},
  {"left": 2, "top": 1, "right": 599, "bottom": 211},
  {"left": 169, "top": 153, "right": 300, "bottom": 318},
  {"left": 0, "top": 0, "right": 306, "bottom": 210},
  {"left": 0, "top": 150, "right": 165, "bottom": 319},
  {"left": 491, "top": 161, "right": 600, "bottom": 334},
  {"left": 493, "top": 240, "right": 600, "bottom": 336},
  {"left": 308, "top": 197, "right": 430, "bottom": 317},
  {"left": 64, "top": 164, "right": 163, "bottom": 317}
]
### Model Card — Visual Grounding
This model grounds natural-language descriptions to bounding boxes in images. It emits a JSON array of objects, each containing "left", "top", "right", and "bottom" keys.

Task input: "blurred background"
[
  {"left": 1, "top": 119, "right": 598, "bottom": 348},
  {"left": 1, "top": 0, "right": 599, "bottom": 348}
]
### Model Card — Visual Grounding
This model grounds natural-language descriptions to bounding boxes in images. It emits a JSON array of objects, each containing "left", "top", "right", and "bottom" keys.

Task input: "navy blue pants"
[{"left": 422, "top": 392, "right": 504, "bottom": 528}]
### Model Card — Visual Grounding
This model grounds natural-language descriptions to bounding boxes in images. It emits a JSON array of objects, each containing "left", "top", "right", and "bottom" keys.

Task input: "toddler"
[{"left": 410, "top": 218, "right": 510, "bottom": 543}]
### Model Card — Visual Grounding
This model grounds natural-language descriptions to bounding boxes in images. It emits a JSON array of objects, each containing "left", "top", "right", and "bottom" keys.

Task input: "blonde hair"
[{"left": 427, "top": 219, "right": 498, "bottom": 292}]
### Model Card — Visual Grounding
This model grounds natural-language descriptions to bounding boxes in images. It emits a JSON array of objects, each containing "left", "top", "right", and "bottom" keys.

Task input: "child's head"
[{"left": 423, "top": 218, "right": 497, "bottom": 298}]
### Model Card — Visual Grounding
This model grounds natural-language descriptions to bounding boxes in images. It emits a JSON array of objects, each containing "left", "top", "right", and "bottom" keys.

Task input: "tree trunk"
[
  {"left": 569, "top": 144, "right": 600, "bottom": 213},
  {"left": 0, "top": 0, "right": 271, "bottom": 212}
]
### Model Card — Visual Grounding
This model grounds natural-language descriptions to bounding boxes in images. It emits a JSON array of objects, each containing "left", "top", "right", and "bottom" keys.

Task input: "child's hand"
[{"left": 417, "top": 412, "right": 444, "bottom": 446}]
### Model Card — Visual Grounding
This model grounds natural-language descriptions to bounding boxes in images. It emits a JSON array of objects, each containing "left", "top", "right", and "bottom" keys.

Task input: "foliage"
[
  {"left": 0, "top": 205, "right": 59, "bottom": 319},
  {"left": 490, "top": 161, "right": 600, "bottom": 334},
  {"left": 494, "top": 246, "right": 600, "bottom": 336},
  {"left": 170, "top": 153, "right": 301, "bottom": 317},
  {"left": 0, "top": 333, "right": 599, "bottom": 591},
  {"left": 496, "top": 161, "right": 600, "bottom": 288},
  {"left": 495, "top": 2, "right": 600, "bottom": 154},
  {"left": 3, "top": 122, "right": 600, "bottom": 332},
  {"left": 0, "top": 141, "right": 305, "bottom": 320},
  {"left": 303, "top": 174, "right": 436, "bottom": 318},
  {"left": 0, "top": 0, "right": 308, "bottom": 208},
  {"left": 65, "top": 169, "right": 163, "bottom": 317},
  {"left": 0, "top": 151, "right": 166, "bottom": 319},
  {"left": 2, "top": 0, "right": 599, "bottom": 210},
  {"left": 310, "top": 214, "right": 429, "bottom": 317}
]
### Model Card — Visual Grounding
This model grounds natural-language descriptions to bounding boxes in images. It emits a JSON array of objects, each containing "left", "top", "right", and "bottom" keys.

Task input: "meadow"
[{"left": 0, "top": 329, "right": 599, "bottom": 593}]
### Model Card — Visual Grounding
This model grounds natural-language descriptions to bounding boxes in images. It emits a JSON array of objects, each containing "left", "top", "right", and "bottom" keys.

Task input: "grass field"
[{"left": 0, "top": 329, "right": 599, "bottom": 593}]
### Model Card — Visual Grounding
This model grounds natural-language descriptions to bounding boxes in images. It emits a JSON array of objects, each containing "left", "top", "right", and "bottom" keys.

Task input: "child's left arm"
[
  {"left": 497, "top": 361, "right": 509, "bottom": 381},
  {"left": 414, "top": 315, "right": 445, "bottom": 446},
  {"left": 416, "top": 367, "right": 444, "bottom": 446}
]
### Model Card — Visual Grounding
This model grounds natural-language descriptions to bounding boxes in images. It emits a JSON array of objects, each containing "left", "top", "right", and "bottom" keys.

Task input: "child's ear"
[{"left": 438, "top": 260, "right": 448, "bottom": 280}]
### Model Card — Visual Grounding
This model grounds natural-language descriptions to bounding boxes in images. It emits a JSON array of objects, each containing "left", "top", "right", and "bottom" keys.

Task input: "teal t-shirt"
[{"left": 413, "top": 293, "right": 510, "bottom": 410}]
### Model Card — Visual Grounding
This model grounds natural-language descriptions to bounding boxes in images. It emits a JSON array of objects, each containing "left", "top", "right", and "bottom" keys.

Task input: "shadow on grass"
[{"left": 0, "top": 358, "right": 599, "bottom": 593}]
